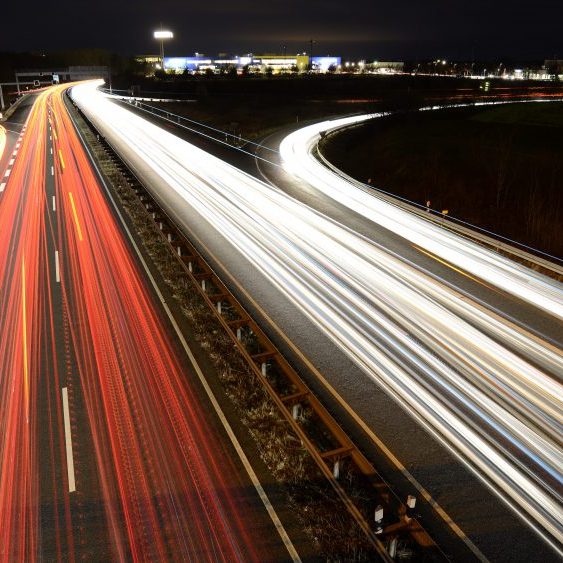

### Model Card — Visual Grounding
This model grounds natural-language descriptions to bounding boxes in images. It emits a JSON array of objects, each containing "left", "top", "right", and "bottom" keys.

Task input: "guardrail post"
[
  {"left": 261, "top": 362, "right": 268, "bottom": 376},
  {"left": 217, "top": 301, "right": 222, "bottom": 314},
  {"left": 374, "top": 505, "right": 384, "bottom": 534},
  {"left": 292, "top": 403, "right": 302, "bottom": 421},
  {"left": 406, "top": 495, "right": 416, "bottom": 520},
  {"left": 177, "top": 246, "right": 182, "bottom": 256},
  {"left": 333, "top": 459, "right": 341, "bottom": 479},
  {"left": 388, "top": 537, "right": 398, "bottom": 558},
  {"left": 236, "top": 327, "right": 242, "bottom": 341}
]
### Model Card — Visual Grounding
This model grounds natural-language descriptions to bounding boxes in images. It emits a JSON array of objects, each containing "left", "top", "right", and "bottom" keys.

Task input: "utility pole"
[
  {"left": 309, "top": 39, "right": 315, "bottom": 71},
  {"left": 153, "top": 26, "right": 174, "bottom": 70},
  {"left": 159, "top": 23, "right": 164, "bottom": 66}
]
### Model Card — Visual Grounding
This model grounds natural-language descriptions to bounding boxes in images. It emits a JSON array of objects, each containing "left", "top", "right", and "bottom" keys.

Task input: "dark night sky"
[{"left": 1, "top": 0, "right": 561, "bottom": 60}]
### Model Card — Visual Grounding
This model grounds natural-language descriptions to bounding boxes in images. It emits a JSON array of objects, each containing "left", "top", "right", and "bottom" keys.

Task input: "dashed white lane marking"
[
  {"left": 51, "top": 166, "right": 54, "bottom": 176},
  {"left": 61, "top": 387, "right": 76, "bottom": 493},
  {"left": 50, "top": 147, "right": 53, "bottom": 155},
  {"left": 9, "top": 159, "right": 14, "bottom": 166},
  {"left": 54, "top": 250, "right": 60, "bottom": 282},
  {"left": 4, "top": 169, "right": 11, "bottom": 178},
  {"left": 52, "top": 195, "right": 56, "bottom": 212},
  {"left": 0, "top": 183, "right": 5, "bottom": 193}
]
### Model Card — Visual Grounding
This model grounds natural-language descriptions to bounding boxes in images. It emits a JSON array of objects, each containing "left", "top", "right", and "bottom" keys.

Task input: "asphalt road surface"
[
  {"left": 0, "top": 85, "right": 301, "bottom": 562},
  {"left": 71, "top": 82, "right": 563, "bottom": 562}
]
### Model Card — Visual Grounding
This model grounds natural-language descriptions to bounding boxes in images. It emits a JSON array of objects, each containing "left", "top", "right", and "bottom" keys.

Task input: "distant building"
[
  {"left": 365, "top": 61, "right": 404, "bottom": 73},
  {"left": 158, "top": 53, "right": 341, "bottom": 75},
  {"left": 136, "top": 55, "right": 160, "bottom": 66},
  {"left": 311, "top": 56, "right": 341, "bottom": 72}
]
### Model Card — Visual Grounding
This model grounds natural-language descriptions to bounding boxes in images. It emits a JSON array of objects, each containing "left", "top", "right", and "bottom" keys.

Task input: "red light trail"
[{"left": 0, "top": 84, "right": 286, "bottom": 561}]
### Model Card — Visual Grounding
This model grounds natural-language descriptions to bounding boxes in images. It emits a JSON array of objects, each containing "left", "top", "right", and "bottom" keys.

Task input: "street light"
[{"left": 154, "top": 29, "right": 173, "bottom": 69}]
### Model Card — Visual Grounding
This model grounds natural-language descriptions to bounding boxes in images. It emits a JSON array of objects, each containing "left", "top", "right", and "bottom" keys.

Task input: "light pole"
[{"left": 154, "top": 28, "right": 173, "bottom": 70}]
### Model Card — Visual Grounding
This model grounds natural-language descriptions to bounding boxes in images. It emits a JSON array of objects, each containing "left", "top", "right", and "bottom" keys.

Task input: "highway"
[
  {"left": 71, "top": 81, "right": 563, "bottom": 561},
  {"left": 0, "top": 85, "right": 299, "bottom": 561}
]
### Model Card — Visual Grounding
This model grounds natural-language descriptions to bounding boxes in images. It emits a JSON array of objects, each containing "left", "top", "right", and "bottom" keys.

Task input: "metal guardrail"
[
  {"left": 101, "top": 88, "right": 194, "bottom": 103},
  {"left": 68, "top": 94, "right": 450, "bottom": 562}
]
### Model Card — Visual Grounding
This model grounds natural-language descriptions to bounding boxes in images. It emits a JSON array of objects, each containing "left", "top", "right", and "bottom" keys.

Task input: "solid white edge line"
[
  {"left": 55, "top": 250, "right": 60, "bottom": 282},
  {"left": 61, "top": 387, "right": 76, "bottom": 493},
  {"left": 70, "top": 106, "right": 301, "bottom": 562}
]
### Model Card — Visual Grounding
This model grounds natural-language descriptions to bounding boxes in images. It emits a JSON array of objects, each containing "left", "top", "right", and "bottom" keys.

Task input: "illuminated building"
[
  {"left": 157, "top": 54, "right": 341, "bottom": 74},
  {"left": 365, "top": 61, "right": 405, "bottom": 73}
]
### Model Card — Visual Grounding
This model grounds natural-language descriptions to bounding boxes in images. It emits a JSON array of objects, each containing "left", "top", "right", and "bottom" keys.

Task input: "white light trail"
[
  {"left": 72, "top": 82, "right": 563, "bottom": 552},
  {"left": 279, "top": 111, "right": 563, "bottom": 320}
]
